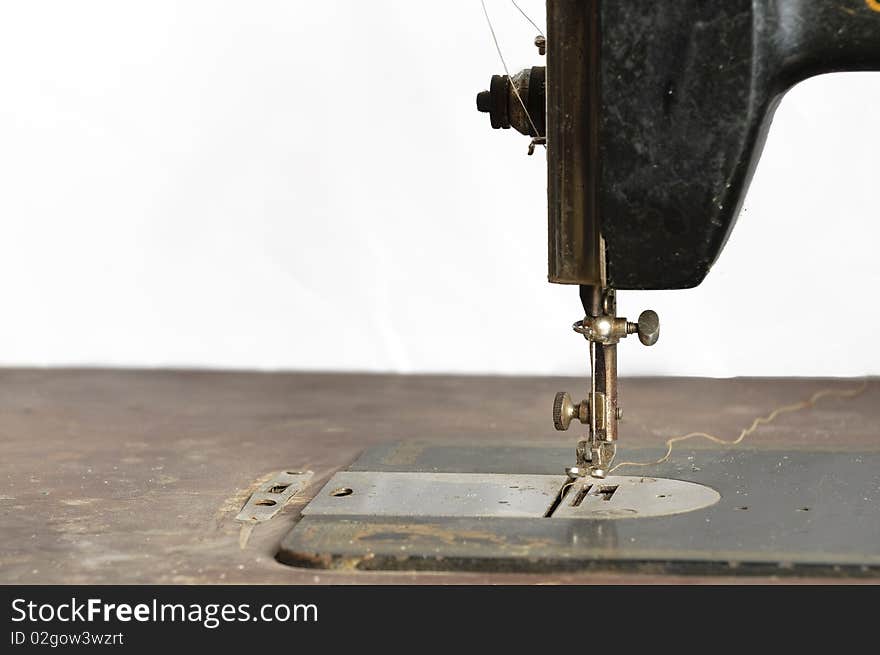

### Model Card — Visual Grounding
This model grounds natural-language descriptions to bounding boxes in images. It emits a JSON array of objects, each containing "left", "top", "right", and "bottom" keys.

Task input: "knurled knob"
[{"left": 553, "top": 391, "right": 577, "bottom": 431}]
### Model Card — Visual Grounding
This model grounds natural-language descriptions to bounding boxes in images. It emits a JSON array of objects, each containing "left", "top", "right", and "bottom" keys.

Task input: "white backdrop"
[{"left": 0, "top": 1, "right": 878, "bottom": 376}]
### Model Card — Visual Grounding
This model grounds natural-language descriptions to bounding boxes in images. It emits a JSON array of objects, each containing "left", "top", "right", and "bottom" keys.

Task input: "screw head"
[{"left": 534, "top": 35, "right": 546, "bottom": 55}]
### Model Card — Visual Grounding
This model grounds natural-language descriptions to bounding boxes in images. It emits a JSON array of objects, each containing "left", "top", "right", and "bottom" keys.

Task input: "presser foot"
[{"left": 566, "top": 440, "right": 615, "bottom": 479}]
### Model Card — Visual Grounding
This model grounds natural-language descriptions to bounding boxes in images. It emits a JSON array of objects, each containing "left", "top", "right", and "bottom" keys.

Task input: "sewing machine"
[
  {"left": 477, "top": 0, "right": 880, "bottom": 480},
  {"left": 276, "top": 1, "right": 880, "bottom": 577}
]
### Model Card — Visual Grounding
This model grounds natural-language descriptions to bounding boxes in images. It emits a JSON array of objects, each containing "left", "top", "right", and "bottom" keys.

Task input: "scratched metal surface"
[
  {"left": 0, "top": 369, "right": 877, "bottom": 584},
  {"left": 279, "top": 445, "right": 880, "bottom": 575},
  {"left": 303, "top": 471, "right": 721, "bottom": 520}
]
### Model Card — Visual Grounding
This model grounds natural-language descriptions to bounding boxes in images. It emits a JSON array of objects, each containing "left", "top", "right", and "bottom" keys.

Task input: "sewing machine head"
[
  {"left": 277, "top": 1, "right": 880, "bottom": 578},
  {"left": 476, "top": 0, "right": 880, "bottom": 478}
]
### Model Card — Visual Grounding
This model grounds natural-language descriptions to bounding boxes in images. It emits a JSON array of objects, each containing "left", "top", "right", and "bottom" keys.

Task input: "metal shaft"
[
  {"left": 557, "top": 288, "right": 657, "bottom": 478},
  {"left": 603, "top": 343, "right": 618, "bottom": 444},
  {"left": 580, "top": 284, "right": 619, "bottom": 475}
]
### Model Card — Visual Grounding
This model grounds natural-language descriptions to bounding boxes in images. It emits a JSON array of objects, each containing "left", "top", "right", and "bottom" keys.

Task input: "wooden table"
[{"left": 1, "top": 370, "right": 876, "bottom": 584}]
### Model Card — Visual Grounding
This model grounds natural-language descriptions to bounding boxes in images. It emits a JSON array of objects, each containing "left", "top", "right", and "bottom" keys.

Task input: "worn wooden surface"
[{"left": 0, "top": 369, "right": 876, "bottom": 584}]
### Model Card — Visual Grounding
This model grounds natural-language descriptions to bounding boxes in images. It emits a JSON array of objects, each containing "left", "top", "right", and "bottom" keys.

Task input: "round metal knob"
[
  {"left": 636, "top": 310, "right": 660, "bottom": 346},
  {"left": 553, "top": 391, "right": 575, "bottom": 431},
  {"left": 553, "top": 391, "right": 577, "bottom": 431},
  {"left": 553, "top": 392, "right": 589, "bottom": 431}
]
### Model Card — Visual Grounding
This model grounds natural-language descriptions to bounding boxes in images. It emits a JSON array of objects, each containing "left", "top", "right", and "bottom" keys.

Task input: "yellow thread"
[
  {"left": 511, "top": 0, "right": 544, "bottom": 37},
  {"left": 867, "top": 0, "right": 880, "bottom": 13},
  {"left": 559, "top": 480, "right": 575, "bottom": 499},
  {"left": 609, "top": 379, "right": 869, "bottom": 473}
]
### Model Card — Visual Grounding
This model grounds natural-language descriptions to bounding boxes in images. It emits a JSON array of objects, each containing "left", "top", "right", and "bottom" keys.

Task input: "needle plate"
[{"left": 303, "top": 471, "right": 719, "bottom": 519}]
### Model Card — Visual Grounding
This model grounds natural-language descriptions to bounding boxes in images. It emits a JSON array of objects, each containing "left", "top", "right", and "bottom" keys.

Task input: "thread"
[
  {"left": 479, "top": 0, "right": 545, "bottom": 142},
  {"left": 609, "top": 379, "right": 870, "bottom": 473},
  {"left": 511, "top": 0, "right": 544, "bottom": 37}
]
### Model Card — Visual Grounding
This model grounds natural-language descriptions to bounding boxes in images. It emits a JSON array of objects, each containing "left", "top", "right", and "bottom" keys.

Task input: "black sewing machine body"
[{"left": 481, "top": 0, "right": 880, "bottom": 289}]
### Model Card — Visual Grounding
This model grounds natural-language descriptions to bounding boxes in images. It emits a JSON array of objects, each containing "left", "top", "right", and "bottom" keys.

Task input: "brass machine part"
[
  {"left": 552, "top": 391, "right": 594, "bottom": 432},
  {"left": 540, "top": 6, "right": 632, "bottom": 479},
  {"left": 554, "top": 287, "right": 660, "bottom": 479},
  {"left": 546, "top": 0, "right": 601, "bottom": 286},
  {"left": 541, "top": 5, "right": 658, "bottom": 478}
]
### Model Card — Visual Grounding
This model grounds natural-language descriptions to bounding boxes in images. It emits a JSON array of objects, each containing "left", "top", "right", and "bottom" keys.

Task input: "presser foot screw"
[{"left": 552, "top": 391, "right": 589, "bottom": 431}]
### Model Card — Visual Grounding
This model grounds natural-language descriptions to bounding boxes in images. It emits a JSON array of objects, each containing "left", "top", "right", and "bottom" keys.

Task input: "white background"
[{"left": 0, "top": 1, "right": 877, "bottom": 377}]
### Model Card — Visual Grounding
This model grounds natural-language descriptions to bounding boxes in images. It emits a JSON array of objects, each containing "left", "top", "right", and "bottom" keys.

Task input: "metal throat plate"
[
  {"left": 278, "top": 442, "right": 880, "bottom": 577},
  {"left": 305, "top": 472, "right": 720, "bottom": 520}
]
